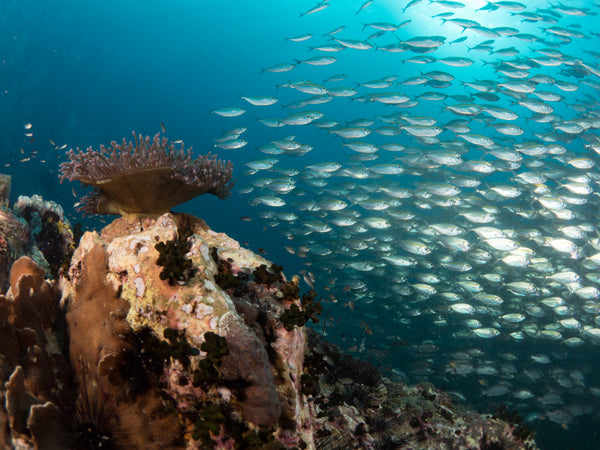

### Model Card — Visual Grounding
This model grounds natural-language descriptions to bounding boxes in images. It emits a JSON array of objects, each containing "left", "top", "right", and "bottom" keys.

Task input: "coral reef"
[
  {"left": 304, "top": 335, "right": 537, "bottom": 449},
  {"left": 58, "top": 132, "right": 235, "bottom": 215},
  {"left": 0, "top": 174, "right": 10, "bottom": 209},
  {"left": 0, "top": 175, "right": 74, "bottom": 291},
  {"left": 0, "top": 208, "right": 29, "bottom": 290},
  {"left": 0, "top": 256, "right": 72, "bottom": 449},
  {"left": 0, "top": 211, "right": 539, "bottom": 449},
  {"left": 12, "top": 194, "right": 75, "bottom": 278}
]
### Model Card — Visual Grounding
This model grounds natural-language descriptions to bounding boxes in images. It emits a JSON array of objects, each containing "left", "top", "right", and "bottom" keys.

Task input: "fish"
[
  {"left": 241, "top": 96, "right": 278, "bottom": 106},
  {"left": 356, "top": 0, "right": 373, "bottom": 15},
  {"left": 334, "top": 38, "right": 373, "bottom": 50},
  {"left": 261, "top": 63, "right": 296, "bottom": 73},
  {"left": 211, "top": 107, "right": 246, "bottom": 117},
  {"left": 286, "top": 33, "right": 313, "bottom": 42},
  {"left": 200, "top": 0, "right": 600, "bottom": 442},
  {"left": 215, "top": 139, "right": 247, "bottom": 150},
  {"left": 295, "top": 56, "right": 337, "bottom": 66},
  {"left": 299, "top": 2, "right": 329, "bottom": 17}
]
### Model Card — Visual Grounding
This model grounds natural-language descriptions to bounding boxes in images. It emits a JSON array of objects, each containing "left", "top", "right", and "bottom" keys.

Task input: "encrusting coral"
[{"left": 58, "top": 132, "right": 235, "bottom": 216}]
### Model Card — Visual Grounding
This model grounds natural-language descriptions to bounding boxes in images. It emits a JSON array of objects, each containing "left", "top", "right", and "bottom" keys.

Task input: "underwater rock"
[
  {"left": 0, "top": 211, "right": 539, "bottom": 449},
  {"left": 0, "top": 188, "right": 29, "bottom": 291},
  {"left": 0, "top": 175, "right": 75, "bottom": 291},
  {"left": 12, "top": 194, "right": 75, "bottom": 278},
  {"left": 69, "top": 212, "right": 294, "bottom": 430}
]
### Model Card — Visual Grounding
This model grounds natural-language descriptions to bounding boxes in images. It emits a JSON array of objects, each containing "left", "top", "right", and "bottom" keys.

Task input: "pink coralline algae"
[
  {"left": 0, "top": 210, "right": 539, "bottom": 449},
  {"left": 59, "top": 132, "right": 235, "bottom": 216}
]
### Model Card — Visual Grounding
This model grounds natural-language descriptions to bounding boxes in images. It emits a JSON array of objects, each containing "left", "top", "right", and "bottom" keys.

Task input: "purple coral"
[{"left": 59, "top": 132, "right": 235, "bottom": 215}]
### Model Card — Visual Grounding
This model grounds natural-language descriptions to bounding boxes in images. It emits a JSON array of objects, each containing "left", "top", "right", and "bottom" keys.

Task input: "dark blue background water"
[{"left": 2, "top": 1, "right": 600, "bottom": 448}]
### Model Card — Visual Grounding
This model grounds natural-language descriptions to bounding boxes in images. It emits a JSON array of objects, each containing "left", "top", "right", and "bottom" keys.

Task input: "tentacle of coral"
[{"left": 59, "top": 132, "right": 235, "bottom": 215}]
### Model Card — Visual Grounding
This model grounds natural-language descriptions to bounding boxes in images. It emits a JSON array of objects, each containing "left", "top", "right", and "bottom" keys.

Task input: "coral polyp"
[{"left": 59, "top": 132, "right": 235, "bottom": 216}]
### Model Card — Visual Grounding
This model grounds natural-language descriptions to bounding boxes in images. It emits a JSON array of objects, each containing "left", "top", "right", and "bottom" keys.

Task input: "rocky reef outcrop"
[
  {"left": 0, "top": 207, "right": 538, "bottom": 449},
  {"left": 0, "top": 174, "right": 75, "bottom": 291}
]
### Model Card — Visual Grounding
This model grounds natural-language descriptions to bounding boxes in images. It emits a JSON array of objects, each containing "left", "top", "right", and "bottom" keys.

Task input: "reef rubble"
[{"left": 0, "top": 208, "right": 537, "bottom": 449}]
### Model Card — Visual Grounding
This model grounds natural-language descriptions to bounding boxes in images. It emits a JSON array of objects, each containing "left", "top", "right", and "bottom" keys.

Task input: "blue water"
[{"left": 3, "top": 0, "right": 600, "bottom": 448}]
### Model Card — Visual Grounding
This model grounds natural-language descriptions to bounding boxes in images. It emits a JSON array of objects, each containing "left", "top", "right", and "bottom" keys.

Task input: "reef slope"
[{"left": 0, "top": 212, "right": 537, "bottom": 449}]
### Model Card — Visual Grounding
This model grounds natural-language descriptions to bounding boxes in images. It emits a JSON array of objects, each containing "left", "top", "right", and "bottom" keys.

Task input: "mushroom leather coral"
[{"left": 59, "top": 132, "right": 235, "bottom": 216}]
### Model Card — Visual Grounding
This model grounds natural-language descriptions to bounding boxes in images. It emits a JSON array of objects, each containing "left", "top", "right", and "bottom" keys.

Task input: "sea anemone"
[{"left": 59, "top": 132, "right": 235, "bottom": 216}]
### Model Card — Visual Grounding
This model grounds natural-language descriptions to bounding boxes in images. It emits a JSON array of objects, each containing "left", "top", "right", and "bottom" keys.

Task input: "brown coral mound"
[
  {"left": 66, "top": 244, "right": 184, "bottom": 448},
  {"left": 59, "top": 132, "right": 235, "bottom": 216},
  {"left": 0, "top": 256, "right": 71, "bottom": 449}
]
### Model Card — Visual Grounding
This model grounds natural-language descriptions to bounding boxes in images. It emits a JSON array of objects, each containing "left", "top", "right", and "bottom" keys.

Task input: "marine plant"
[
  {"left": 281, "top": 303, "right": 307, "bottom": 331},
  {"left": 281, "top": 276, "right": 301, "bottom": 300},
  {"left": 281, "top": 289, "right": 323, "bottom": 331},
  {"left": 253, "top": 263, "right": 283, "bottom": 284},
  {"left": 155, "top": 228, "right": 195, "bottom": 285},
  {"left": 193, "top": 331, "right": 230, "bottom": 385},
  {"left": 239, "top": 429, "right": 286, "bottom": 449},
  {"left": 59, "top": 132, "right": 235, "bottom": 215},
  {"left": 191, "top": 399, "right": 288, "bottom": 449},
  {"left": 192, "top": 401, "right": 227, "bottom": 446},
  {"left": 163, "top": 327, "right": 201, "bottom": 369},
  {"left": 210, "top": 247, "right": 242, "bottom": 290}
]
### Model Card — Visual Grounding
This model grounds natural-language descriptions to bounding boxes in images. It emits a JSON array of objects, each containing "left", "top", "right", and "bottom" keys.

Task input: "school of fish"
[{"left": 211, "top": 0, "right": 600, "bottom": 434}]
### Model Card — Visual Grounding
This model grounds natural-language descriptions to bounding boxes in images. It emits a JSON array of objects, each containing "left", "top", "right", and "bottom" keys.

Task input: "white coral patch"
[
  {"left": 134, "top": 277, "right": 145, "bottom": 297},
  {"left": 195, "top": 303, "right": 214, "bottom": 320},
  {"left": 200, "top": 243, "right": 210, "bottom": 262}
]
